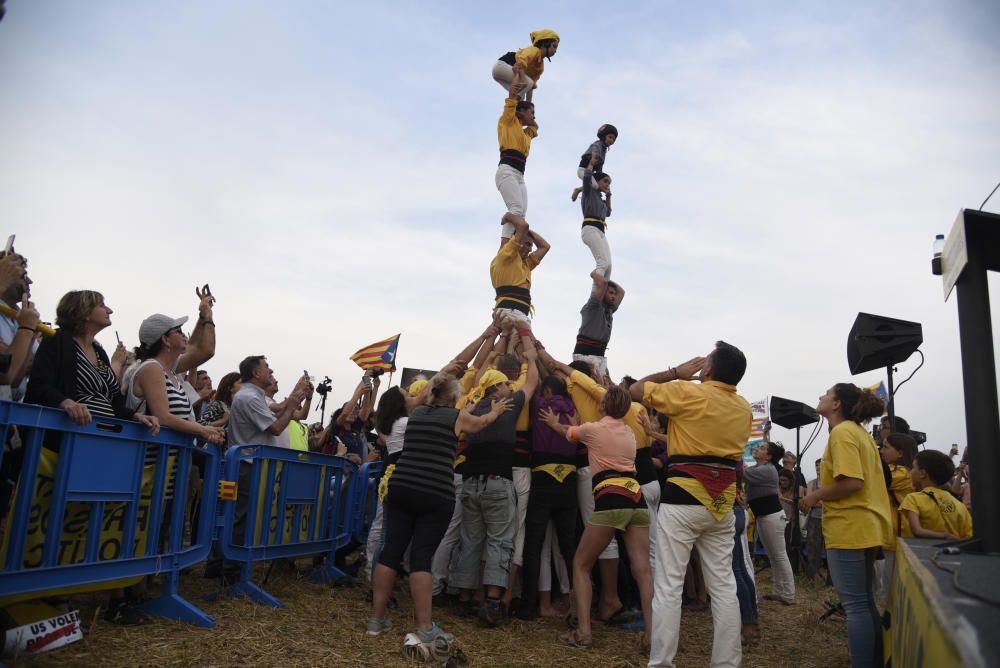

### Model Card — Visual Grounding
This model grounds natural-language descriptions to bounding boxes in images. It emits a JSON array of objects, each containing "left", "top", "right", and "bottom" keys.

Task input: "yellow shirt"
[
  {"left": 566, "top": 370, "right": 602, "bottom": 424},
  {"left": 899, "top": 488, "right": 973, "bottom": 539},
  {"left": 642, "top": 380, "right": 750, "bottom": 516},
  {"left": 498, "top": 98, "right": 538, "bottom": 155},
  {"left": 642, "top": 380, "right": 749, "bottom": 460},
  {"left": 889, "top": 464, "right": 915, "bottom": 541},
  {"left": 562, "top": 371, "right": 649, "bottom": 449},
  {"left": 819, "top": 421, "right": 893, "bottom": 550},
  {"left": 515, "top": 45, "right": 545, "bottom": 83},
  {"left": 490, "top": 236, "right": 540, "bottom": 291}
]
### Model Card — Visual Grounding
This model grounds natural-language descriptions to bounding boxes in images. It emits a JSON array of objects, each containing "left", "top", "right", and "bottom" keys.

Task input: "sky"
[{"left": 2, "top": 1, "right": 998, "bottom": 464}]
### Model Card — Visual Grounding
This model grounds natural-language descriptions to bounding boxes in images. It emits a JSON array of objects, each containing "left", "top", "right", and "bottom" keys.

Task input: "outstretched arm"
[
  {"left": 590, "top": 271, "right": 609, "bottom": 302},
  {"left": 628, "top": 357, "right": 706, "bottom": 402},
  {"left": 537, "top": 346, "right": 572, "bottom": 379},
  {"left": 177, "top": 288, "right": 216, "bottom": 373},
  {"left": 518, "top": 328, "right": 540, "bottom": 401},
  {"left": 528, "top": 229, "right": 550, "bottom": 263}
]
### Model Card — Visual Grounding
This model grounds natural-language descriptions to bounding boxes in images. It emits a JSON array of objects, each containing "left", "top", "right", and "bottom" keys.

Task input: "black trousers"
[{"left": 519, "top": 480, "right": 578, "bottom": 613}]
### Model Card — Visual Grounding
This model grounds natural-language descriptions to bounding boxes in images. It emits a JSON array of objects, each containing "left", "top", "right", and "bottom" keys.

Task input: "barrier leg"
[
  {"left": 206, "top": 560, "right": 282, "bottom": 608},
  {"left": 139, "top": 571, "right": 216, "bottom": 627},
  {"left": 305, "top": 548, "right": 348, "bottom": 584}
]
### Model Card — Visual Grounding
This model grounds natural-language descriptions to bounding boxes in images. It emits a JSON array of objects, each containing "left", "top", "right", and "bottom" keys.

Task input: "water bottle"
[{"left": 931, "top": 234, "right": 945, "bottom": 275}]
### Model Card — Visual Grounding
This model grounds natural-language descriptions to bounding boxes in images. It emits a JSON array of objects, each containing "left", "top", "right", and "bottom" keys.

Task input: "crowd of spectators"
[{"left": 0, "top": 248, "right": 976, "bottom": 667}]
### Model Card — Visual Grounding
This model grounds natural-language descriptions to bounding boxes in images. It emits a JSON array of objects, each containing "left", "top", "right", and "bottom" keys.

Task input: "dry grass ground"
[{"left": 14, "top": 562, "right": 850, "bottom": 667}]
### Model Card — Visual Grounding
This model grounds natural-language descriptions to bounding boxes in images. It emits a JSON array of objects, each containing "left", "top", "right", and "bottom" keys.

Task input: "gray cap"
[{"left": 138, "top": 314, "right": 189, "bottom": 347}]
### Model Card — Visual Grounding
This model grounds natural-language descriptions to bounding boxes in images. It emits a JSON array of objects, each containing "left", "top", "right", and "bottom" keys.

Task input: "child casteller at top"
[{"left": 492, "top": 29, "right": 560, "bottom": 103}]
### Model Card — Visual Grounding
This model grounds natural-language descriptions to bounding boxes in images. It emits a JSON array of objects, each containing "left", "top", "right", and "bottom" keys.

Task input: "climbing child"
[
  {"left": 492, "top": 30, "right": 560, "bottom": 102},
  {"left": 572, "top": 124, "right": 618, "bottom": 200},
  {"left": 579, "top": 153, "right": 613, "bottom": 278}
]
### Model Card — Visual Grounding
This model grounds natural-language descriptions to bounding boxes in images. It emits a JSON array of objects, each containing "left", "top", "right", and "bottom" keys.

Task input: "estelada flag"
[
  {"left": 867, "top": 380, "right": 890, "bottom": 414},
  {"left": 350, "top": 334, "right": 400, "bottom": 372}
]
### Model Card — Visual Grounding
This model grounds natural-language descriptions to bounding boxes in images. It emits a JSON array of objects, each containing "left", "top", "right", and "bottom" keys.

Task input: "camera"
[
  {"left": 316, "top": 376, "right": 332, "bottom": 396},
  {"left": 370, "top": 368, "right": 385, "bottom": 378}
]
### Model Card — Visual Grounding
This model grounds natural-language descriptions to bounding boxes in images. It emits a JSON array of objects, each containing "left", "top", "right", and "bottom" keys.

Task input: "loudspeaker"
[
  {"left": 847, "top": 313, "right": 923, "bottom": 375},
  {"left": 769, "top": 396, "right": 819, "bottom": 429}
]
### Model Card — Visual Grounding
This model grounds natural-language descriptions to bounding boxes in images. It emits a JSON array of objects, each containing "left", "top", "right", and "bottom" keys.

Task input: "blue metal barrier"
[
  {"left": 351, "top": 461, "right": 384, "bottom": 545},
  {"left": 0, "top": 401, "right": 219, "bottom": 627},
  {"left": 213, "top": 445, "right": 357, "bottom": 608}
]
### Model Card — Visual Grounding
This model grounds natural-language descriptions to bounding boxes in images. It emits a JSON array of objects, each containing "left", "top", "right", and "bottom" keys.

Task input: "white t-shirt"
[{"left": 386, "top": 417, "right": 408, "bottom": 456}]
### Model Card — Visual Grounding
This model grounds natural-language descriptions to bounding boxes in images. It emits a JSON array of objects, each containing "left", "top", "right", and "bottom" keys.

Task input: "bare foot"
[
  {"left": 539, "top": 603, "right": 567, "bottom": 618},
  {"left": 571, "top": 187, "right": 582, "bottom": 202}
]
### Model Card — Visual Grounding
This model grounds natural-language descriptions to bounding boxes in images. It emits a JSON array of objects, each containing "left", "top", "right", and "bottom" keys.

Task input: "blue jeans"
[
  {"left": 732, "top": 506, "right": 758, "bottom": 625},
  {"left": 451, "top": 476, "right": 516, "bottom": 590},
  {"left": 827, "top": 548, "right": 882, "bottom": 668}
]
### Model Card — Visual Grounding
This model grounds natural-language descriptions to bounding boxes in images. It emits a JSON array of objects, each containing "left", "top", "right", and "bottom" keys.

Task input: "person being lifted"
[
  {"left": 490, "top": 214, "right": 550, "bottom": 324},
  {"left": 577, "top": 153, "right": 614, "bottom": 279},
  {"left": 491, "top": 29, "right": 560, "bottom": 103},
  {"left": 495, "top": 64, "right": 538, "bottom": 243},
  {"left": 573, "top": 272, "right": 623, "bottom": 381}
]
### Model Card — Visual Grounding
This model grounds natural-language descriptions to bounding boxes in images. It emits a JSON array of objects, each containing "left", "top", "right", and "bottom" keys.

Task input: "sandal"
[
  {"left": 558, "top": 630, "right": 593, "bottom": 650},
  {"left": 603, "top": 607, "right": 641, "bottom": 625}
]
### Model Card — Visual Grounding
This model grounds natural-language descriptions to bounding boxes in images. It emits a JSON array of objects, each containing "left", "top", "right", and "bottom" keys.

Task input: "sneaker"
[
  {"left": 478, "top": 598, "right": 505, "bottom": 628},
  {"left": 367, "top": 615, "right": 392, "bottom": 637},
  {"left": 402, "top": 623, "right": 454, "bottom": 662}
]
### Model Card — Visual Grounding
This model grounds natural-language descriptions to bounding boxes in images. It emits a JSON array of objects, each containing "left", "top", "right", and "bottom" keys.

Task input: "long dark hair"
[
  {"left": 833, "top": 383, "right": 885, "bottom": 423},
  {"left": 215, "top": 372, "right": 241, "bottom": 406},
  {"left": 375, "top": 387, "right": 408, "bottom": 436}
]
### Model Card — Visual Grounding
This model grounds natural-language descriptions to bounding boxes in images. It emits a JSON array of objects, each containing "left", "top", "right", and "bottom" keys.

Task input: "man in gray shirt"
[
  {"left": 572, "top": 273, "right": 624, "bottom": 381},
  {"left": 229, "top": 355, "right": 311, "bottom": 447}
]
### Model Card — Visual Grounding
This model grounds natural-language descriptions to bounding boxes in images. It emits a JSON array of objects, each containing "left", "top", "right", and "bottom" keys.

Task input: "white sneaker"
[{"left": 402, "top": 623, "right": 454, "bottom": 662}]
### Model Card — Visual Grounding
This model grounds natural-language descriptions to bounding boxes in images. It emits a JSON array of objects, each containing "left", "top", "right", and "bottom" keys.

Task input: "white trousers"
[
  {"left": 576, "top": 466, "right": 618, "bottom": 560},
  {"left": 512, "top": 466, "right": 531, "bottom": 566},
  {"left": 431, "top": 473, "right": 464, "bottom": 595},
  {"left": 756, "top": 510, "right": 796, "bottom": 601},
  {"left": 572, "top": 353, "right": 608, "bottom": 380},
  {"left": 648, "top": 504, "right": 741, "bottom": 668},
  {"left": 496, "top": 164, "right": 527, "bottom": 238},
  {"left": 491, "top": 60, "right": 533, "bottom": 100},
  {"left": 581, "top": 224, "right": 612, "bottom": 278},
  {"left": 577, "top": 165, "right": 599, "bottom": 187},
  {"left": 642, "top": 480, "right": 661, "bottom": 573},
  {"left": 492, "top": 306, "right": 531, "bottom": 326},
  {"left": 538, "top": 520, "right": 571, "bottom": 593}
]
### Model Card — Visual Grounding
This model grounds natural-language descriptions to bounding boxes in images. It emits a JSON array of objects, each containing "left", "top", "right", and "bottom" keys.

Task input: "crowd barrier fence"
[
  {"left": 0, "top": 401, "right": 220, "bottom": 628},
  {"left": 1, "top": 403, "right": 388, "bottom": 627},
  {"left": 212, "top": 444, "right": 359, "bottom": 608},
  {"left": 351, "top": 461, "right": 384, "bottom": 546}
]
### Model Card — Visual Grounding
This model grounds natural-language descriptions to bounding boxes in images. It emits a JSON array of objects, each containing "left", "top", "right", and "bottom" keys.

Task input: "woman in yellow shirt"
[
  {"left": 801, "top": 383, "right": 892, "bottom": 668},
  {"left": 491, "top": 29, "right": 560, "bottom": 103}
]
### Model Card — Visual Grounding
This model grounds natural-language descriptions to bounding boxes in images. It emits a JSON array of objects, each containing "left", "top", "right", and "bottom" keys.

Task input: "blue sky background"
[{"left": 2, "top": 1, "right": 998, "bottom": 464}]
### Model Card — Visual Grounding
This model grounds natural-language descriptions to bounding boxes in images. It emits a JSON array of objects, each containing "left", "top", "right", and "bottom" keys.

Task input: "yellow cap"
[
  {"left": 530, "top": 29, "right": 560, "bottom": 45},
  {"left": 469, "top": 368, "right": 512, "bottom": 404}
]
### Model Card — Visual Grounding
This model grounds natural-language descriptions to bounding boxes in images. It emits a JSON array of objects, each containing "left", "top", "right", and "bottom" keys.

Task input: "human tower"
[{"left": 366, "top": 29, "right": 656, "bottom": 664}]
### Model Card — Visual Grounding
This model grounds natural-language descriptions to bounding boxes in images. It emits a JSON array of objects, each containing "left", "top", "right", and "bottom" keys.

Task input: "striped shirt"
[
  {"left": 389, "top": 405, "right": 460, "bottom": 502},
  {"left": 73, "top": 343, "right": 120, "bottom": 418},
  {"left": 124, "top": 359, "right": 193, "bottom": 499}
]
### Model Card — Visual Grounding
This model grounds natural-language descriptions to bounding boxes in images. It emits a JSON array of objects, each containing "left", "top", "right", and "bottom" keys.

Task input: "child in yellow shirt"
[{"left": 902, "top": 449, "right": 973, "bottom": 540}]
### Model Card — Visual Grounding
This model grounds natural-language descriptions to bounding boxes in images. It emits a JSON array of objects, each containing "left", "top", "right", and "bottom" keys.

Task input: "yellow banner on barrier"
[
  {"left": 249, "top": 460, "right": 327, "bottom": 546},
  {"left": 886, "top": 540, "right": 964, "bottom": 668},
  {"left": 0, "top": 448, "right": 169, "bottom": 606}
]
